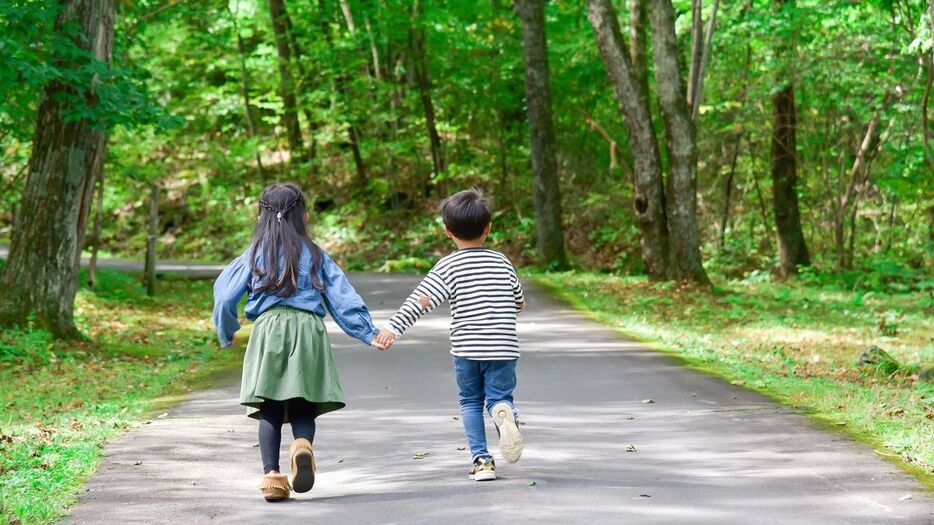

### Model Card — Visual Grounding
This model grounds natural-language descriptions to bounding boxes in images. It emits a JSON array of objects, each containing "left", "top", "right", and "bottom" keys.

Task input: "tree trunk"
[
  {"left": 87, "top": 170, "right": 105, "bottom": 288},
  {"left": 692, "top": 0, "right": 720, "bottom": 120},
  {"left": 144, "top": 183, "right": 158, "bottom": 297},
  {"left": 0, "top": 0, "right": 115, "bottom": 338},
  {"left": 410, "top": 23, "right": 446, "bottom": 178},
  {"left": 229, "top": 4, "right": 267, "bottom": 180},
  {"left": 926, "top": 0, "right": 934, "bottom": 169},
  {"left": 587, "top": 0, "right": 670, "bottom": 280},
  {"left": 648, "top": 0, "right": 710, "bottom": 284},
  {"left": 770, "top": 84, "right": 810, "bottom": 276},
  {"left": 719, "top": 43, "right": 752, "bottom": 251},
  {"left": 720, "top": 137, "right": 741, "bottom": 252},
  {"left": 629, "top": 0, "right": 649, "bottom": 99},
  {"left": 268, "top": 0, "right": 305, "bottom": 162},
  {"left": 318, "top": 0, "right": 367, "bottom": 188},
  {"left": 686, "top": 0, "right": 704, "bottom": 114},
  {"left": 515, "top": 0, "right": 568, "bottom": 270}
]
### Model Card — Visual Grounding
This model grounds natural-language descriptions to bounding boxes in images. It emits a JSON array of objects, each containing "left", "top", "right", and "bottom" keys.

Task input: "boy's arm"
[
  {"left": 509, "top": 262, "right": 526, "bottom": 311},
  {"left": 386, "top": 269, "right": 450, "bottom": 338}
]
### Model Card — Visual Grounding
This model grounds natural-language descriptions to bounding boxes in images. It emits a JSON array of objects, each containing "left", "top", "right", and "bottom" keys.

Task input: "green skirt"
[{"left": 240, "top": 306, "right": 346, "bottom": 422}]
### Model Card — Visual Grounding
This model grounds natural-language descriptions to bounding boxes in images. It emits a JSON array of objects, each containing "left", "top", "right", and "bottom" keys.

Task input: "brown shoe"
[
  {"left": 260, "top": 472, "right": 290, "bottom": 501},
  {"left": 289, "top": 438, "right": 316, "bottom": 493}
]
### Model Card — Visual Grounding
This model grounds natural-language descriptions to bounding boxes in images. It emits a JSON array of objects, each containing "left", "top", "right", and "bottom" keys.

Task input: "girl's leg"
[
  {"left": 287, "top": 398, "right": 317, "bottom": 442},
  {"left": 258, "top": 400, "right": 286, "bottom": 473}
]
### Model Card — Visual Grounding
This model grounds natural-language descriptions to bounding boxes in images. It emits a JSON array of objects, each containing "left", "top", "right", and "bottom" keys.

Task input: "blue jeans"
[{"left": 453, "top": 357, "right": 519, "bottom": 461}]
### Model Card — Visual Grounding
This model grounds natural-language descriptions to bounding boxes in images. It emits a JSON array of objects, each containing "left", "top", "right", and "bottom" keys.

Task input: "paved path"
[
  {"left": 67, "top": 274, "right": 933, "bottom": 524},
  {"left": 0, "top": 245, "right": 226, "bottom": 279}
]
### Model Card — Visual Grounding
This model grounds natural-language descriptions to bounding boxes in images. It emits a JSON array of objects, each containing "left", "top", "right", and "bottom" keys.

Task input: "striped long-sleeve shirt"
[{"left": 386, "top": 247, "right": 525, "bottom": 360}]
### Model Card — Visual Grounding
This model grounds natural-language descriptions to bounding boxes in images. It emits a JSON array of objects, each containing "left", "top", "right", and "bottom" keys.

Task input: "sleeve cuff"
[{"left": 362, "top": 327, "right": 380, "bottom": 345}]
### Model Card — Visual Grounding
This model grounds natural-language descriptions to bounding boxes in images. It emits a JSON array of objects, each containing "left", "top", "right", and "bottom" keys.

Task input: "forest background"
[{"left": 1, "top": 1, "right": 933, "bottom": 522}]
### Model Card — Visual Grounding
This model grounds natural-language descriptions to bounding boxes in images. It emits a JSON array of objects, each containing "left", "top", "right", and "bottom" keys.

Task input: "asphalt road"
[
  {"left": 0, "top": 245, "right": 226, "bottom": 279},
  {"left": 66, "top": 273, "right": 933, "bottom": 524}
]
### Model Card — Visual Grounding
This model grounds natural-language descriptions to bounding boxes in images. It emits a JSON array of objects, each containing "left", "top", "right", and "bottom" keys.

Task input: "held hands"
[{"left": 372, "top": 329, "right": 397, "bottom": 351}]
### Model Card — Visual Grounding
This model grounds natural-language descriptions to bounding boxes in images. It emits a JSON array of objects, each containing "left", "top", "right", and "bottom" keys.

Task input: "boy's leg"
[
  {"left": 454, "top": 357, "right": 490, "bottom": 461},
  {"left": 258, "top": 400, "right": 286, "bottom": 473},
  {"left": 483, "top": 359, "right": 518, "bottom": 416},
  {"left": 484, "top": 359, "right": 523, "bottom": 463}
]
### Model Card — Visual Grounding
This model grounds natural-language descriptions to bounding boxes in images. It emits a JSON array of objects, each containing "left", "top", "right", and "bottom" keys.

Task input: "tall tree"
[
  {"left": 770, "top": 0, "right": 809, "bottom": 277},
  {"left": 268, "top": 0, "right": 306, "bottom": 162},
  {"left": 410, "top": 18, "right": 446, "bottom": 179},
  {"left": 588, "top": 0, "right": 669, "bottom": 279},
  {"left": 648, "top": 0, "right": 710, "bottom": 284},
  {"left": 514, "top": 0, "right": 568, "bottom": 269},
  {"left": 0, "top": 0, "right": 116, "bottom": 338}
]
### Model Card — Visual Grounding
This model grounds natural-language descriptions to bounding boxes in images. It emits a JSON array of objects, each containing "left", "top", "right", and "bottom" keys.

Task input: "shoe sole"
[
  {"left": 492, "top": 403, "right": 523, "bottom": 463},
  {"left": 471, "top": 470, "right": 496, "bottom": 481},
  {"left": 291, "top": 449, "right": 315, "bottom": 493}
]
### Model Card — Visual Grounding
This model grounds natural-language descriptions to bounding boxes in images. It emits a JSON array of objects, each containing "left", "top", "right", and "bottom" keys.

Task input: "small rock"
[
  {"left": 412, "top": 452, "right": 430, "bottom": 460},
  {"left": 527, "top": 480, "right": 537, "bottom": 486},
  {"left": 639, "top": 494, "right": 651, "bottom": 498},
  {"left": 625, "top": 444, "right": 637, "bottom": 452},
  {"left": 337, "top": 458, "right": 344, "bottom": 463},
  {"left": 133, "top": 461, "right": 143, "bottom": 466},
  {"left": 899, "top": 494, "right": 912, "bottom": 501},
  {"left": 834, "top": 422, "right": 846, "bottom": 426},
  {"left": 641, "top": 399, "right": 655, "bottom": 404},
  {"left": 730, "top": 380, "right": 745, "bottom": 386},
  {"left": 626, "top": 416, "right": 635, "bottom": 420},
  {"left": 457, "top": 446, "right": 466, "bottom": 451}
]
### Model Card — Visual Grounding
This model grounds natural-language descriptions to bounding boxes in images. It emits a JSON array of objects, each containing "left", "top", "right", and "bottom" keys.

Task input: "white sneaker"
[{"left": 492, "top": 402, "right": 523, "bottom": 463}]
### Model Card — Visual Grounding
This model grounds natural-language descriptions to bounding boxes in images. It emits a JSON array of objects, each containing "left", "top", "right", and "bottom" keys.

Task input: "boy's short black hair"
[{"left": 441, "top": 188, "right": 491, "bottom": 240}]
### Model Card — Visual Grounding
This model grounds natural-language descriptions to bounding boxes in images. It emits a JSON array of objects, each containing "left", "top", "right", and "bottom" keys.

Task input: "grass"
[
  {"left": 532, "top": 270, "right": 934, "bottom": 486},
  {"left": 0, "top": 271, "right": 242, "bottom": 525}
]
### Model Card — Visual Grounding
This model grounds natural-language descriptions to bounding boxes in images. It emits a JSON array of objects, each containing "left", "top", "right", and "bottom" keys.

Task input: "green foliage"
[
  {"left": 0, "top": 277, "right": 240, "bottom": 525},
  {"left": 5, "top": 0, "right": 931, "bottom": 275},
  {"left": 0, "top": 327, "right": 54, "bottom": 367}
]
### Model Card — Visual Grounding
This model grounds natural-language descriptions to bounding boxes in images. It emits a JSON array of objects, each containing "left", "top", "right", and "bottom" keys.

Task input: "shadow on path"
[{"left": 66, "top": 274, "right": 933, "bottom": 524}]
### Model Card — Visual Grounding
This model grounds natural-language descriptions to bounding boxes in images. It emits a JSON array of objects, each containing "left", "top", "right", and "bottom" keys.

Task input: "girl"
[{"left": 212, "top": 183, "right": 385, "bottom": 501}]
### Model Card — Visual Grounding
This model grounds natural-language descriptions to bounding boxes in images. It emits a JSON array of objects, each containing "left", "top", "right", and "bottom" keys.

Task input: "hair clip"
[{"left": 277, "top": 211, "right": 282, "bottom": 222}]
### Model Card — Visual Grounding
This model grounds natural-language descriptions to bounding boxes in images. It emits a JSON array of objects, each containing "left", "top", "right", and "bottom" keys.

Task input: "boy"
[{"left": 375, "top": 188, "right": 526, "bottom": 481}]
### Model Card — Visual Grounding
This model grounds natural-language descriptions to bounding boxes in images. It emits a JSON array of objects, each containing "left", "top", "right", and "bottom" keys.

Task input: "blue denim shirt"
[{"left": 212, "top": 244, "right": 379, "bottom": 348}]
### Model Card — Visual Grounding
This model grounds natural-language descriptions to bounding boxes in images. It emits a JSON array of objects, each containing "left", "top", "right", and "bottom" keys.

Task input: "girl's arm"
[
  {"left": 386, "top": 269, "right": 450, "bottom": 338},
  {"left": 320, "top": 251, "right": 380, "bottom": 345},
  {"left": 213, "top": 254, "right": 251, "bottom": 348}
]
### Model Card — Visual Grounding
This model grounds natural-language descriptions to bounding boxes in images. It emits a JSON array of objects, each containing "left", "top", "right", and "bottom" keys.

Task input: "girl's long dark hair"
[{"left": 249, "top": 183, "right": 324, "bottom": 296}]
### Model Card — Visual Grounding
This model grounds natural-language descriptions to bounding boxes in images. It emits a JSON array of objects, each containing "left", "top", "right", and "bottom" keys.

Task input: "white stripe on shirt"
[{"left": 387, "top": 248, "right": 525, "bottom": 360}]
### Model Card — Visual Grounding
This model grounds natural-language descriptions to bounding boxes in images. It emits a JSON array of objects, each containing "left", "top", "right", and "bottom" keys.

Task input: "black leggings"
[{"left": 258, "top": 398, "right": 317, "bottom": 474}]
